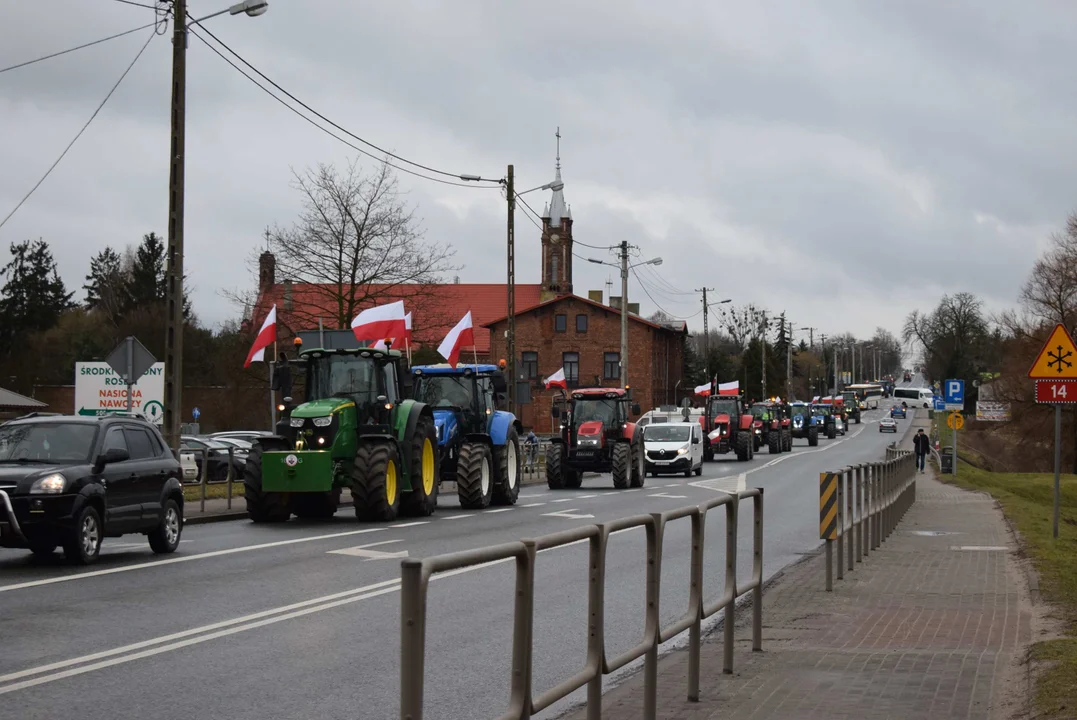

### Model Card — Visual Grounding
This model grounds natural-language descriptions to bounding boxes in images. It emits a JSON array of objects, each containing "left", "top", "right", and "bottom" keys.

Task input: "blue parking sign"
[{"left": 944, "top": 379, "right": 964, "bottom": 410}]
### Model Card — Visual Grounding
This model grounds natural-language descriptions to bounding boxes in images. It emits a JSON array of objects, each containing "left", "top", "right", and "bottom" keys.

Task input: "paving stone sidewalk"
[{"left": 563, "top": 470, "right": 1034, "bottom": 719}]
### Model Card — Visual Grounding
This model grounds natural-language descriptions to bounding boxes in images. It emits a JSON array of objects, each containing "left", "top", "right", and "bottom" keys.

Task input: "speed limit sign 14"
[{"left": 1035, "top": 379, "right": 1077, "bottom": 404}]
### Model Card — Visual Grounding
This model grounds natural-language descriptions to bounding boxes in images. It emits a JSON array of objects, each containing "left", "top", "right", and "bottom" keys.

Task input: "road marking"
[
  {"left": 624, "top": 489, "right": 641, "bottom": 493},
  {"left": 551, "top": 498, "right": 572, "bottom": 503},
  {"left": 576, "top": 494, "right": 598, "bottom": 499},
  {"left": 441, "top": 514, "right": 475, "bottom": 520},
  {"left": 520, "top": 502, "right": 546, "bottom": 508},
  {"left": 542, "top": 508, "right": 595, "bottom": 519},
  {"left": 327, "top": 540, "right": 408, "bottom": 561},
  {"left": 389, "top": 521, "right": 429, "bottom": 528},
  {"left": 648, "top": 492, "right": 687, "bottom": 499},
  {"left": 484, "top": 508, "right": 513, "bottom": 514},
  {"left": 0, "top": 527, "right": 386, "bottom": 594}
]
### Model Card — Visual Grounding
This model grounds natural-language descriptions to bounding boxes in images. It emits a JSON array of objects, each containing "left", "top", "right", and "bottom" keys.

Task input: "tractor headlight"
[
  {"left": 312, "top": 416, "right": 333, "bottom": 428},
  {"left": 290, "top": 417, "right": 305, "bottom": 428},
  {"left": 30, "top": 473, "right": 67, "bottom": 494},
  {"left": 578, "top": 437, "right": 599, "bottom": 447}
]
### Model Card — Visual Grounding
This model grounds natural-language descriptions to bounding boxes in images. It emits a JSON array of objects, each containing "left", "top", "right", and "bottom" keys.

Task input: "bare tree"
[
  {"left": 718, "top": 304, "right": 767, "bottom": 353},
  {"left": 1019, "top": 214, "right": 1077, "bottom": 328},
  {"left": 264, "top": 159, "right": 456, "bottom": 331}
]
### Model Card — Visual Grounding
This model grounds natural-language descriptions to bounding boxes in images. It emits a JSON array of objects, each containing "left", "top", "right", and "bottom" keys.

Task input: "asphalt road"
[{"left": 0, "top": 380, "right": 924, "bottom": 720}]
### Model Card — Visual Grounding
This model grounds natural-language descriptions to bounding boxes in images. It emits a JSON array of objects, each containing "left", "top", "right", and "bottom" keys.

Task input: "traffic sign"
[
  {"left": 1035, "top": 379, "right": 1077, "bottom": 404},
  {"left": 944, "top": 379, "right": 965, "bottom": 410},
  {"left": 1029, "top": 324, "right": 1077, "bottom": 378},
  {"left": 947, "top": 411, "right": 964, "bottom": 431},
  {"left": 192, "top": 407, "right": 201, "bottom": 420},
  {"left": 105, "top": 336, "right": 157, "bottom": 386},
  {"left": 934, "top": 398, "right": 945, "bottom": 412}
]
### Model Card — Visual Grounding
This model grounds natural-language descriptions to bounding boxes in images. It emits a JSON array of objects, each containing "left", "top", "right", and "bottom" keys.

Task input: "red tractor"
[
  {"left": 749, "top": 401, "right": 788, "bottom": 454},
  {"left": 547, "top": 388, "right": 644, "bottom": 489},
  {"left": 698, "top": 394, "right": 754, "bottom": 462}
]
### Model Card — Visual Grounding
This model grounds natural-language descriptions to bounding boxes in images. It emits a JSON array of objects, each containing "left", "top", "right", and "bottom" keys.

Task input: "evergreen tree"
[
  {"left": 0, "top": 240, "right": 74, "bottom": 352},
  {"left": 83, "top": 246, "right": 129, "bottom": 321},
  {"left": 127, "top": 232, "right": 166, "bottom": 307}
]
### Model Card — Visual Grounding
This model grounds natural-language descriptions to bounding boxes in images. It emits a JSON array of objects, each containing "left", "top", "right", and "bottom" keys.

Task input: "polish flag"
[
  {"left": 404, "top": 312, "right": 413, "bottom": 342},
  {"left": 544, "top": 367, "right": 567, "bottom": 389},
  {"left": 717, "top": 381, "right": 740, "bottom": 396},
  {"left": 243, "top": 304, "right": 277, "bottom": 368},
  {"left": 372, "top": 313, "right": 412, "bottom": 351},
  {"left": 351, "top": 301, "right": 407, "bottom": 342},
  {"left": 437, "top": 311, "right": 474, "bottom": 368},
  {"left": 694, "top": 382, "right": 712, "bottom": 397}
]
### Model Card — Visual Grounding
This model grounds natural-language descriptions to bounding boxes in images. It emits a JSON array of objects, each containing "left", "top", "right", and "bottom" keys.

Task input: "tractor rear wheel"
[
  {"left": 351, "top": 442, "right": 402, "bottom": 522},
  {"left": 735, "top": 430, "right": 750, "bottom": 461},
  {"left": 457, "top": 442, "right": 493, "bottom": 509},
  {"left": 546, "top": 443, "right": 565, "bottom": 489},
  {"left": 293, "top": 490, "right": 340, "bottom": 520},
  {"left": 492, "top": 426, "right": 521, "bottom": 506},
  {"left": 768, "top": 430, "right": 781, "bottom": 454},
  {"left": 402, "top": 413, "right": 439, "bottom": 517},
  {"left": 782, "top": 429, "right": 792, "bottom": 452},
  {"left": 244, "top": 445, "right": 292, "bottom": 523},
  {"left": 808, "top": 426, "right": 819, "bottom": 447},
  {"left": 612, "top": 442, "right": 631, "bottom": 489}
]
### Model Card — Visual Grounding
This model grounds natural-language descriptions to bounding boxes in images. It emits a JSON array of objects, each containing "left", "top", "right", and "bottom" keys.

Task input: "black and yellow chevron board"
[{"left": 819, "top": 472, "right": 838, "bottom": 540}]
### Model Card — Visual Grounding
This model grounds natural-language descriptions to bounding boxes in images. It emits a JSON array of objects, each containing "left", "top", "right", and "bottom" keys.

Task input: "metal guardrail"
[
  {"left": 196, "top": 447, "right": 238, "bottom": 513},
  {"left": 820, "top": 446, "right": 916, "bottom": 591},
  {"left": 399, "top": 488, "right": 764, "bottom": 720}
]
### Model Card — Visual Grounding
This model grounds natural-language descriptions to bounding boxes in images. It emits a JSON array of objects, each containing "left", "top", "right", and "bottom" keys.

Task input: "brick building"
[{"left": 248, "top": 140, "right": 687, "bottom": 432}]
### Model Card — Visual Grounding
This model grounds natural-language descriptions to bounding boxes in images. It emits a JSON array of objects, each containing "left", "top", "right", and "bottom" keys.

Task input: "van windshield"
[{"left": 644, "top": 425, "right": 691, "bottom": 443}]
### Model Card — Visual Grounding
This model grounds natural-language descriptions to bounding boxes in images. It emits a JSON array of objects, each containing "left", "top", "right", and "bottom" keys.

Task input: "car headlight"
[
  {"left": 30, "top": 473, "right": 66, "bottom": 494},
  {"left": 312, "top": 416, "right": 333, "bottom": 428},
  {"left": 677, "top": 446, "right": 689, "bottom": 455},
  {"left": 290, "top": 417, "right": 305, "bottom": 428}
]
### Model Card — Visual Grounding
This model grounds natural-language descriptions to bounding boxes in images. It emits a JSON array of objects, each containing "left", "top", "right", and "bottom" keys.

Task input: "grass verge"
[
  {"left": 182, "top": 481, "right": 241, "bottom": 502},
  {"left": 932, "top": 418, "right": 1077, "bottom": 717}
]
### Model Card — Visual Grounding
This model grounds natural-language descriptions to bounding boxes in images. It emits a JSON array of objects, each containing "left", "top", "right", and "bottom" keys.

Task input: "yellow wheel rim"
[
  {"left": 385, "top": 459, "right": 398, "bottom": 506},
  {"left": 421, "top": 438, "right": 435, "bottom": 495}
]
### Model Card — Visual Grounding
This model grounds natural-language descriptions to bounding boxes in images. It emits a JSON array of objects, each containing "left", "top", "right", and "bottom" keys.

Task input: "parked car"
[
  {"left": 179, "top": 436, "right": 246, "bottom": 482},
  {"left": 879, "top": 418, "right": 898, "bottom": 433},
  {"left": 0, "top": 412, "right": 184, "bottom": 564},
  {"left": 643, "top": 421, "right": 703, "bottom": 478},
  {"left": 209, "top": 431, "right": 275, "bottom": 445}
]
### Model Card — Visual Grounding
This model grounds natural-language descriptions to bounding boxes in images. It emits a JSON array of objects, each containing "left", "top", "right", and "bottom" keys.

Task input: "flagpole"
[{"left": 406, "top": 337, "right": 412, "bottom": 366}]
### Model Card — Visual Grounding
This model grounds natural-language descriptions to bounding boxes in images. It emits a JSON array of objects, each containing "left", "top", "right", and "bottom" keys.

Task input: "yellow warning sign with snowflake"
[{"left": 1029, "top": 324, "right": 1077, "bottom": 379}]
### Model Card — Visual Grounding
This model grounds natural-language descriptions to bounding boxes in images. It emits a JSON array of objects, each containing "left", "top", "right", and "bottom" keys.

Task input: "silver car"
[{"left": 879, "top": 418, "right": 898, "bottom": 433}]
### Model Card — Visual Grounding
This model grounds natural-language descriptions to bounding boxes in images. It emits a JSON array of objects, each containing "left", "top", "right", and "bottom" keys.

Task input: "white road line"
[
  {"left": 647, "top": 493, "right": 687, "bottom": 499},
  {"left": 0, "top": 527, "right": 386, "bottom": 594},
  {"left": 624, "top": 488, "right": 641, "bottom": 493},
  {"left": 520, "top": 502, "right": 546, "bottom": 508},
  {"left": 575, "top": 494, "right": 598, "bottom": 499},
  {"left": 550, "top": 498, "right": 572, "bottom": 503},
  {"left": 389, "top": 521, "right": 429, "bottom": 528},
  {"left": 441, "top": 514, "right": 475, "bottom": 520},
  {"left": 542, "top": 509, "right": 594, "bottom": 519},
  {"left": 484, "top": 508, "right": 513, "bottom": 514}
]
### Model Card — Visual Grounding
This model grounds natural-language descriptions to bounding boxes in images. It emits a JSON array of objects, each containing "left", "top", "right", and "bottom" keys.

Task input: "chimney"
[
  {"left": 283, "top": 279, "right": 293, "bottom": 311},
  {"left": 628, "top": 302, "right": 639, "bottom": 315},
  {"left": 258, "top": 251, "right": 276, "bottom": 290},
  {"left": 610, "top": 296, "right": 623, "bottom": 311},
  {"left": 587, "top": 290, "right": 603, "bottom": 304}
]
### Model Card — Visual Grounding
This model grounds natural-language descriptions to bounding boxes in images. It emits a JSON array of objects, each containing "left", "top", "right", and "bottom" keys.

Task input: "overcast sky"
[{"left": 2, "top": 0, "right": 1074, "bottom": 348}]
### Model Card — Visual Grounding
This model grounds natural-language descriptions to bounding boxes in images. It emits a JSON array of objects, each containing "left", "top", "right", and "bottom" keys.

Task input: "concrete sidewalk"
[{"left": 563, "top": 438, "right": 1035, "bottom": 718}]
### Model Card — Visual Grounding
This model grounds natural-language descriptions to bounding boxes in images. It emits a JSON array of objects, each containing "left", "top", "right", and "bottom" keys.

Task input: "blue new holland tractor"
[
  {"left": 788, "top": 401, "right": 821, "bottom": 447},
  {"left": 410, "top": 364, "right": 523, "bottom": 508}
]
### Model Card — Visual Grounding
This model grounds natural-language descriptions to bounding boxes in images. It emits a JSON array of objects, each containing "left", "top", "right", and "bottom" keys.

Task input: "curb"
[{"left": 185, "top": 510, "right": 248, "bottom": 525}]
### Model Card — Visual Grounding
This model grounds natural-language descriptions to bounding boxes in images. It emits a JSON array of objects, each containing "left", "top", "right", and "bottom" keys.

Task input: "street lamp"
[
  {"left": 588, "top": 250, "right": 662, "bottom": 388},
  {"left": 162, "top": 0, "right": 269, "bottom": 450}
]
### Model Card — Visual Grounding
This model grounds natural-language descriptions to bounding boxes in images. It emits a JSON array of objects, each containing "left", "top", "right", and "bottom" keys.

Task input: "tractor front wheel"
[
  {"left": 492, "top": 426, "right": 521, "bottom": 506},
  {"left": 611, "top": 442, "right": 631, "bottom": 489},
  {"left": 546, "top": 443, "right": 565, "bottom": 489},
  {"left": 782, "top": 429, "right": 792, "bottom": 452},
  {"left": 630, "top": 441, "right": 645, "bottom": 488},
  {"left": 808, "top": 426, "right": 819, "bottom": 447},
  {"left": 402, "top": 413, "right": 439, "bottom": 517},
  {"left": 735, "top": 430, "right": 751, "bottom": 461},
  {"left": 768, "top": 430, "right": 781, "bottom": 454},
  {"left": 351, "top": 442, "right": 402, "bottom": 522},
  {"left": 457, "top": 442, "right": 493, "bottom": 509},
  {"left": 244, "top": 445, "right": 292, "bottom": 523}
]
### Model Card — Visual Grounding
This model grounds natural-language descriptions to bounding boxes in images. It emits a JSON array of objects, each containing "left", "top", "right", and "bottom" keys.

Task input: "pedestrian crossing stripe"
[{"left": 819, "top": 472, "right": 837, "bottom": 540}]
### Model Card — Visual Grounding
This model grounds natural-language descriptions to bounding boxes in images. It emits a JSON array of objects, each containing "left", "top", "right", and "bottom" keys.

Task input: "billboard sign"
[
  {"left": 975, "top": 401, "right": 1011, "bottom": 422},
  {"left": 74, "top": 361, "right": 165, "bottom": 425}
]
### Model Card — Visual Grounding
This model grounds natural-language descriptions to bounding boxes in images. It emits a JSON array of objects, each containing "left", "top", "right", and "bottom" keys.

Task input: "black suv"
[{"left": 0, "top": 413, "right": 185, "bottom": 564}]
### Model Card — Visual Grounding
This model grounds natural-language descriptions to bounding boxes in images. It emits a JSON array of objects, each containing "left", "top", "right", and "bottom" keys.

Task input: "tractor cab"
[
  {"left": 547, "top": 387, "right": 644, "bottom": 489},
  {"left": 410, "top": 364, "right": 507, "bottom": 447},
  {"left": 554, "top": 389, "right": 640, "bottom": 449}
]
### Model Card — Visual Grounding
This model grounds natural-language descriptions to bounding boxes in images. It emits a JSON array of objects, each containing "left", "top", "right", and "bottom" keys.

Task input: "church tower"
[{"left": 540, "top": 128, "right": 573, "bottom": 301}]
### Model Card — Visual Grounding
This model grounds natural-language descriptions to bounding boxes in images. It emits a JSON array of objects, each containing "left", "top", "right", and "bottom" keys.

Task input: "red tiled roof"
[
  {"left": 251, "top": 282, "right": 545, "bottom": 354},
  {"left": 482, "top": 293, "right": 685, "bottom": 333}
]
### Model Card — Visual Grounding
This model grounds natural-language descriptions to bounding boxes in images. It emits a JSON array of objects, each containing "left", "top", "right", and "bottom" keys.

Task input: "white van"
[
  {"left": 643, "top": 421, "right": 703, "bottom": 478},
  {"left": 893, "top": 386, "right": 933, "bottom": 408}
]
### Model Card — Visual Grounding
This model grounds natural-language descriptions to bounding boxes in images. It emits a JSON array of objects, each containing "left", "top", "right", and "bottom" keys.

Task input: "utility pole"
[
  {"left": 696, "top": 286, "right": 714, "bottom": 379},
  {"left": 819, "top": 334, "right": 827, "bottom": 396},
  {"left": 619, "top": 240, "right": 629, "bottom": 389},
  {"left": 760, "top": 310, "right": 768, "bottom": 399},
  {"left": 162, "top": 0, "right": 188, "bottom": 450},
  {"left": 785, "top": 320, "right": 792, "bottom": 401},
  {"left": 506, "top": 164, "right": 516, "bottom": 413}
]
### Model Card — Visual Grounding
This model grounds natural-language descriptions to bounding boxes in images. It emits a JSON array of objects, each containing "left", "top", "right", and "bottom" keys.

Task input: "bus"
[{"left": 845, "top": 383, "right": 884, "bottom": 410}]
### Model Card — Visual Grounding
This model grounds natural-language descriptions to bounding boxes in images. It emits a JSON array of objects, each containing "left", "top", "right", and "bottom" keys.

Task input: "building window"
[
  {"left": 521, "top": 351, "right": 538, "bottom": 379},
  {"left": 554, "top": 314, "right": 567, "bottom": 333},
  {"left": 563, "top": 352, "right": 579, "bottom": 387},
  {"left": 604, "top": 352, "right": 620, "bottom": 380},
  {"left": 576, "top": 314, "right": 588, "bottom": 333}
]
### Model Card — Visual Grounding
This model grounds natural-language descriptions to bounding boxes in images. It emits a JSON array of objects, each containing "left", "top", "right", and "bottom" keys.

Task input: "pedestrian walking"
[
  {"left": 913, "top": 428, "right": 930, "bottom": 473},
  {"left": 524, "top": 430, "right": 538, "bottom": 470}
]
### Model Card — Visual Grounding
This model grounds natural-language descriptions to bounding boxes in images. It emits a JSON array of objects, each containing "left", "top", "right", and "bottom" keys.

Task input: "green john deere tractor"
[{"left": 243, "top": 344, "right": 439, "bottom": 523}]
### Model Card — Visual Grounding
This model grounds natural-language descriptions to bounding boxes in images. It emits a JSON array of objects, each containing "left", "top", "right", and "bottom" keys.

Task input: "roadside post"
[
  {"left": 1028, "top": 323, "right": 1077, "bottom": 539},
  {"left": 943, "top": 379, "right": 965, "bottom": 478},
  {"left": 820, "top": 472, "right": 838, "bottom": 591}
]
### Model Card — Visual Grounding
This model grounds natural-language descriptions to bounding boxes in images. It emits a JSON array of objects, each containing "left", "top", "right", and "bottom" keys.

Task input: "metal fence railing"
[
  {"left": 399, "top": 488, "right": 764, "bottom": 720},
  {"left": 819, "top": 447, "right": 916, "bottom": 591}
]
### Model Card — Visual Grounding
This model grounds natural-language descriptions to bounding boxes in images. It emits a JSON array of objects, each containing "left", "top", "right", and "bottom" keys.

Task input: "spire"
[{"left": 546, "top": 126, "right": 568, "bottom": 227}]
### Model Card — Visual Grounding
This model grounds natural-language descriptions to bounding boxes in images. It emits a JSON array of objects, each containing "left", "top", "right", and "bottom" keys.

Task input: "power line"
[
  {"left": 193, "top": 22, "right": 501, "bottom": 185},
  {"left": 189, "top": 29, "right": 496, "bottom": 189},
  {"left": 630, "top": 267, "right": 702, "bottom": 321},
  {"left": 0, "top": 30, "right": 157, "bottom": 232},
  {"left": 637, "top": 262, "right": 695, "bottom": 296},
  {"left": 112, "top": 0, "right": 160, "bottom": 8},
  {"left": 0, "top": 20, "right": 162, "bottom": 74}
]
